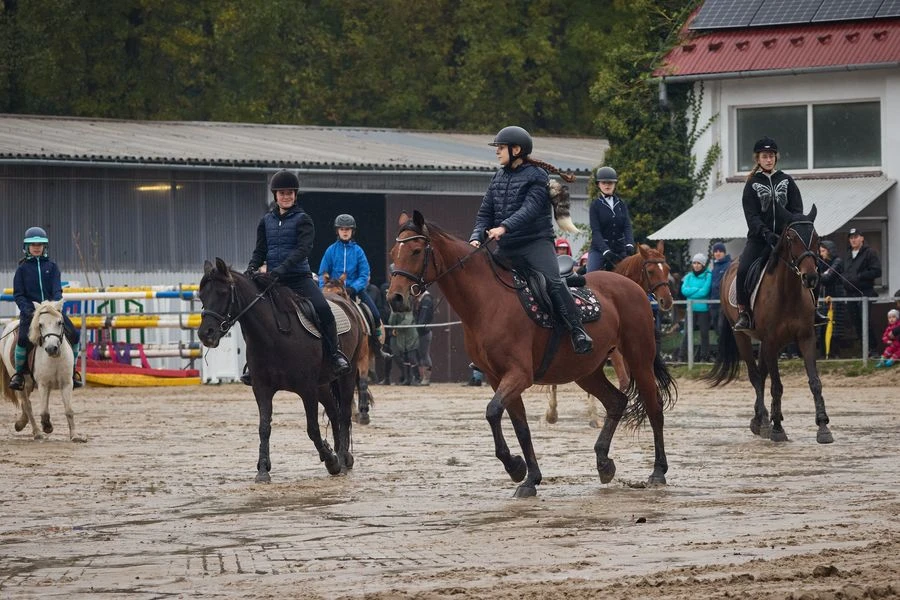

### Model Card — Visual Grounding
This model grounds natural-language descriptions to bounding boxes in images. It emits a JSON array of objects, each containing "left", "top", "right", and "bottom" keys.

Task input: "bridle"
[
  {"left": 200, "top": 275, "right": 270, "bottom": 334},
  {"left": 778, "top": 222, "right": 818, "bottom": 278},
  {"left": 640, "top": 258, "right": 671, "bottom": 299},
  {"left": 390, "top": 232, "right": 493, "bottom": 297}
]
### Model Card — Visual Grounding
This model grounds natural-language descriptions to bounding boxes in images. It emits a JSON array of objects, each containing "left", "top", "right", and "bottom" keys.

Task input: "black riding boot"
[
  {"left": 548, "top": 284, "right": 593, "bottom": 354},
  {"left": 321, "top": 319, "right": 352, "bottom": 376}
]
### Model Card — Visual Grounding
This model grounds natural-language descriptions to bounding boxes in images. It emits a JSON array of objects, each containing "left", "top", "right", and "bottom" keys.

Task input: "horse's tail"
[
  {"left": 0, "top": 349, "right": 17, "bottom": 405},
  {"left": 704, "top": 312, "right": 741, "bottom": 386},
  {"left": 622, "top": 350, "right": 677, "bottom": 428}
]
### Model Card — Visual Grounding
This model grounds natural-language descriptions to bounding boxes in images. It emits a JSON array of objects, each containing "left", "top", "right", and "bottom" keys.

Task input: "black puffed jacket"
[{"left": 469, "top": 163, "right": 553, "bottom": 250}]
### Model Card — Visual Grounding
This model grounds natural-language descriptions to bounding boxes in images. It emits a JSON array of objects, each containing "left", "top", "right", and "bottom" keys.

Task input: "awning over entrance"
[{"left": 650, "top": 176, "right": 896, "bottom": 240}]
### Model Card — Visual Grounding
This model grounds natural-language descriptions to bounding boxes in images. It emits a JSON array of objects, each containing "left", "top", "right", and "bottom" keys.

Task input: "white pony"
[{"left": 0, "top": 300, "right": 86, "bottom": 442}]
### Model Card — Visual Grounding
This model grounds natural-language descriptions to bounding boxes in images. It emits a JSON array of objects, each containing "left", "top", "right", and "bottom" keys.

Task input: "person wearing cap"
[
  {"left": 469, "top": 125, "right": 592, "bottom": 354},
  {"left": 587, "top": 166, "right": 635, "bottom": 272},
  {"left": 844, "top": 228, "right": 882, "bottom": 357},
  {"left": 708, "top": 241, "right": 731, "bottom": 332},
  {"left": 554, "top": 238, "right": 572, "bottom": 257},
  {"left": 8, "top": 227, "right": 84, "bottom": 390},
  {"left": 677, "top": 253, "right": 712, "bottom": 362},
  {"left": 733, "top": 137, "right": 822, "bottom": 330}
]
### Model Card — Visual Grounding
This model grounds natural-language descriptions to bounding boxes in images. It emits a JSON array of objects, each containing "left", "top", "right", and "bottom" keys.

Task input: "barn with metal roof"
[{"left": 0, "top": 114, "right": 607, "bottom": 381}]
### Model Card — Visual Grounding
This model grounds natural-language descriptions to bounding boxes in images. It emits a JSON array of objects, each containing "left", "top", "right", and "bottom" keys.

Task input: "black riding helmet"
[
  {"left": 595, "top": 166, "right": 618, "bottom": 182},
  {"left": 489, "top": 126, "right": 533, "bottom": 159},
  {"left": 269, "top": 169, "right": 300, "bottom": 200},
  {"left": 753, "top": 137, "right": 778, "bottom": 153}
]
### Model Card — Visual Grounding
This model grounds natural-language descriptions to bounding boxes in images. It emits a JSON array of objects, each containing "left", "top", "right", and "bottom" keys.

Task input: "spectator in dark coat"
[
  {"left": 817, "top": 240, "right": 845, "bottom": 358},
  {"left": 844, "top": 228, "right": 882, "bottom": 356},
  {"left": 708, "top": 241, "right": 731, "bottom": 331}
]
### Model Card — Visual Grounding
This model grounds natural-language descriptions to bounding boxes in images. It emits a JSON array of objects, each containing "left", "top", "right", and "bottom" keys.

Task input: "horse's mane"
[{"left": 28, "top": 301, "right": 63, "bottom": 346}]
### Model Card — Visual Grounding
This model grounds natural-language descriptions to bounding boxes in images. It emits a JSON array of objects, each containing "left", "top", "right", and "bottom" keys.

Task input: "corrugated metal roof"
[
  {"left": 0, "top": 114, "right": 607, "bottom": 173},
  {"left": 655, "top": 18, "right": 900, "bottom": 79},
  {"left": 650, "top": 175, "right": 896, "bottom": 239}
]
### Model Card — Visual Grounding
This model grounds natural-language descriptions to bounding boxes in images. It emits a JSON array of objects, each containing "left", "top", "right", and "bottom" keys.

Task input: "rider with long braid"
[{"left": 469, "top": 125, "right": 592, "bottom": 355}]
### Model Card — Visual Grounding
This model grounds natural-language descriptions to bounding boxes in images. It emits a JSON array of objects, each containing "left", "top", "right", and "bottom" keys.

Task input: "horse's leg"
[
  {"left": 253, "top": 388, "right": 275, "bottom": 483},
  {"left": 37, "top": 383, "right": 53, "bottom": 435},
  {"left": 737, "top": 335, "right": 769, "bottom": 437},
  {"left": 485, "top": 382, "right": 534, "bottom": 495},
  {"left": 545, "top": 384, "right": 559, "bottom": 424},
  {"left": 611, "top": 349, "right": 629, "bottom": 393},
  {"left": 356, "top": 374, "right": 371, "bottom": 426},
  {"left": 16, "top": 391, "right": 42, "bottom": 440},
  {"left": 305, "top": 389, "right": 341, "bottom": 476},
  {"left": 797, "top": 333, "right": 833, "bottom": 444},
  {"left": 330, "top": 375, "right": 356, "bottom": 470},
  {"left": 576, "top": 370, "right": 627, "bottom": 484},
  {"left": 765, "top": 344, "right": 788, "bottom": 442},
  {"left": 60, "top": 384, "right": 86, "bottom": 443},
  {"left": 504, "top": 394, "right": 542, "bottom": 498}
]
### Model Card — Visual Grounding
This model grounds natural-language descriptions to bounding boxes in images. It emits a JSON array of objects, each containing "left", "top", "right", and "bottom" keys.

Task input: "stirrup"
[
  {"left": 813, "top": 310, "right": 829, "bottom": 327},
  {"left": 571, "top": 328, "right": 593, "bottom": 355},
  {"left": 72, "top": 370, "right": 84, "bottom": 389},
  {"left": 733, "top": 312, "right": 752, "bottom": 331},
  {"left": 332, "top": 353, "right": 352, "bottom": 376}
]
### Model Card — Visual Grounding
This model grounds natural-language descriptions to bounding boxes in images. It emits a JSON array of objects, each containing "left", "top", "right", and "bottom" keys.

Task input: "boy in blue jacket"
[
  {"left": 319, "top": 214, "right": 384, "bottom": 339},
  {"left": 9, "top": 227, "right": 83, "bottom": 390}
]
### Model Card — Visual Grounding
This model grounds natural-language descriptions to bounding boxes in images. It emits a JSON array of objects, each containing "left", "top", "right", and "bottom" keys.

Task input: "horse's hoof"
[
  {"left": 32, "top": 433, "right": 44, "bottom": 441},
  {"left": 647, "top": 473, "right": 667, "bottom": 486},
  {"left": 545, "top": 412, "right": 558, "bottom": 425},
  {"left": 749, "top": 418, "right": 761, "bottom": 436},
  {"left": 589, "top": 419, "right": 602, "bottom": 429},
  {"left": 513, "top": 484, "right": 537, "bottom": 498},
  {"left": 14, "top": 420, "right": 26, "bottom": 432},
  {"left": 506, "top": 456, "right": 527, "bottom": 483},
  {"left": 770, "top": 429, "right": 789, "bottom": 443},
  {"left": 255, "top": 471, "right": 271, "bottom": 483},
  {"left": 324, "top": 453, "right": 342, "bottom": 476},
  {"left": 358, "top": 412, "right": 370, "bottom": 425},
  {"left": 817, "top": 429, "right": 834, "bottom": 444},
  {"left": 759, "top": 423, "right": 773, "bottom": 439},
  {"left": 597, "top": 458, "right": 616, "bottom": 484},
  {"left": 71, "top": 434, "right": 87, "bottom": 443},
  {"left": 343, "top": 452, "right": 355, "bottom": 470}
]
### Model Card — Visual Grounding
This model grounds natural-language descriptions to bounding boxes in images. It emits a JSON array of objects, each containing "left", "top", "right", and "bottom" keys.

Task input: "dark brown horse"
[
  {"left": 388, "top": 212, "right": 676, "bottom": 497},
  {"left": 706, "top": 204, "right": 833, "bottom": 444},
  {"left": 198, "top": 258, "right": 365, "bottom": 482},
  {"left": 545, "top": 242, "right": 673, "bottom": 425}
]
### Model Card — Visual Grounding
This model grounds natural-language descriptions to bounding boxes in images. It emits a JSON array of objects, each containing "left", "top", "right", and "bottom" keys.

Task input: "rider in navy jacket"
[
  {"left": 587, "top": 166, "right": 635, "bottom": 272},
  {"left": 469, "top": 125, "right": 592, "bottom": 354},
  {"left": 9, "top": 227, "right": 82, "bottom": 390},
  {"left": 245, "top": 170, "right": 351, "bottom": 382}
]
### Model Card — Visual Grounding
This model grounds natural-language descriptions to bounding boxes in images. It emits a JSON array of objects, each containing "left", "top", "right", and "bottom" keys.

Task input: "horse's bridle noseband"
[
  {"left": 780, "top": 221, "right": 818, "bottom": 277},
  {"left": 641, "top": 259, "right": 671, "bottom": 299}
]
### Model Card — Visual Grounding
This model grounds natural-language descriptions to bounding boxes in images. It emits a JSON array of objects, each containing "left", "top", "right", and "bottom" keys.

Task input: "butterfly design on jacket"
[{"left": 752, "top": 179, "right": 789, "bottom": 212}]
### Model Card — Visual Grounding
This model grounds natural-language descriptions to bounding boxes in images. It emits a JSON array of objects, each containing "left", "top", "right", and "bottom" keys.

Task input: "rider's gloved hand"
[
  {"left": 766, "top": 232, "right": 780, "bottom": 246},
  {"left": 270, "top": 266, "right": 287, "bottom": 281}
]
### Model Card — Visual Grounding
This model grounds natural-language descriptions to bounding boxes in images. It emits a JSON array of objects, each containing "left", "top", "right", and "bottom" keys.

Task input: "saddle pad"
[
  {"left": 512, "top": 273, "right": 601, "bottom": 329},
  {"left": 297, "top": 299, "right": 352, "bottom": 339},
  {"left": 727, "top": 261, "right": 765, "bottom": 310}
]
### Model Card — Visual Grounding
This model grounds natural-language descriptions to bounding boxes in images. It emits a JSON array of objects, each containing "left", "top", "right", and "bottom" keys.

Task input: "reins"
[
  {"left": 201, "top": 274, "right": 276, "bottom": 334},
  {"left": 391, "top": 234, "right": 510, "bottom": 296}
]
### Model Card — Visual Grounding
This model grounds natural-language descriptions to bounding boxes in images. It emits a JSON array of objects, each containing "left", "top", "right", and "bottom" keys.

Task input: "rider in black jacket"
[{"left": 469, "top": 126, "right": 592, "bottom": 354}]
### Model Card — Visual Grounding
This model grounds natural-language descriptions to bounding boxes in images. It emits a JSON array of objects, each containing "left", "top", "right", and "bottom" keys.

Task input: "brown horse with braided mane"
[
  {"left": 545, "top": 242, "right": 673, "bottom": 425},
  {"left": 388, "top": 211, "right": 676, "bottom": 497},
  {"left": 705, "top": 204, "right": 833, "bottom": 444}
]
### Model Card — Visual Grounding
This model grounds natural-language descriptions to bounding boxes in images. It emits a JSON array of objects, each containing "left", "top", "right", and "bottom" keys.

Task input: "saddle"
[
  {"left": 512, "top": 270, "right": 601, "bottom": 330},
  {"left": 259, "top": 283, "right": 352, "bottom": 339}
]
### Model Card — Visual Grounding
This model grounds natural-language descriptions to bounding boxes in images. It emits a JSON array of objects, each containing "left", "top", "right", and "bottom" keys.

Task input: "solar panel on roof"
[
  {"left": 751, "top": 0, "right": 822, "bottom": 26},
  {"left": 876, "top": 0, "right": 900, "bottom": 18},
  {"left": 689, "top": 0, "right": 765, "bottom": 30},
  {"left": 813, "top": 0, "right": 881, "bottom": 22}
]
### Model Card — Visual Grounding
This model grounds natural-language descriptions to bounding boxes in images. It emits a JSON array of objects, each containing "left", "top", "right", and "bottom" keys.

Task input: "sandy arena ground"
[{"left": 1, "top": 369, "right": 899, "bottom": 599}]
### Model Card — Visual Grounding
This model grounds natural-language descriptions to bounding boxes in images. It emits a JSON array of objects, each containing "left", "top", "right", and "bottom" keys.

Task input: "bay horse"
[
  {"left": 545, "top": 242, "right": 674, "bottom": 425},
  {"left": 0, "top": 300, "right": 86, "bottom": 442},
  {"left": 705, "top": 204, "right": 833, "bottom": 444},
  {"left": 198, "top": 258, "right": 365, "bottom": 482},
  {"left": 321, "top": 275, "right": 375, "bottom": 425},
  {"left": 388, "top": 211, "right": 676, "bottom": 497}
]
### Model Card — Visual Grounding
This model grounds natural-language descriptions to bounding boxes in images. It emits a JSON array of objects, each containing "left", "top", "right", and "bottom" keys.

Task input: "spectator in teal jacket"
[{"left": 678, "top": 253, "right": 713, "bottom": 362}]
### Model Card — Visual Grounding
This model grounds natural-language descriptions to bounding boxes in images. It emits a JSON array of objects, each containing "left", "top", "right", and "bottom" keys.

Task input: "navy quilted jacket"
[
  {"left": 469, "top": 163, "right": 553, "bottom": 249},
  {"left": 248, "top": 204, "right": 314, "bottom": 284}
]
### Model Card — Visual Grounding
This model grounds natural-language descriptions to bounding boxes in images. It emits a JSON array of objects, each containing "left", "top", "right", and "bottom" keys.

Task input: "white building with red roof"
[{"left": 651, "top": 0, "right": 899, "bottom": 297}]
